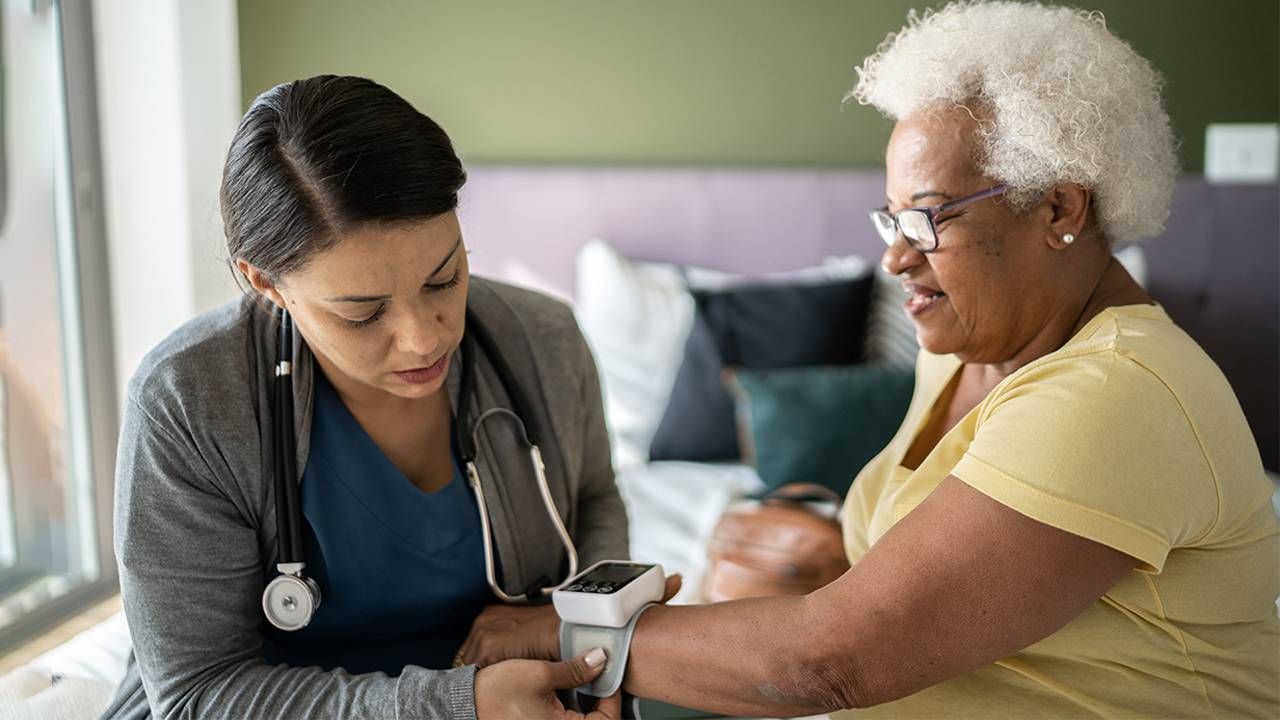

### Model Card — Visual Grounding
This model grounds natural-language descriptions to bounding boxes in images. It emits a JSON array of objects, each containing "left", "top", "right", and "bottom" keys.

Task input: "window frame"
[{"left": 0, "top": 0, "right": 119, "bottom": 653}]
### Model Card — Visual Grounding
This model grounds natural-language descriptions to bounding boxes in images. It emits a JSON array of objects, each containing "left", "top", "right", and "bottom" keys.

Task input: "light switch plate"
[{"left": 1205, "top": 124, "right": 1279, "bottom": 184}]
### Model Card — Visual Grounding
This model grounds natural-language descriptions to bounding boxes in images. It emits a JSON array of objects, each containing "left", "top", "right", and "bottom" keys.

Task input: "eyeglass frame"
[{"left": 870, "top": 183, "right": 1009, "bottom": 253}]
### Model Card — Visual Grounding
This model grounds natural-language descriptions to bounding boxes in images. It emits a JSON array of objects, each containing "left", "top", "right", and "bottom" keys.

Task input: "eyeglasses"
[{"left": 870, "top": 184, "right": 1008, "bottom": 253}]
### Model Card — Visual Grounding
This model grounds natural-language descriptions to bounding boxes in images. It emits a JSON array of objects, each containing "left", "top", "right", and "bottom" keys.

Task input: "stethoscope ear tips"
[{"left": 263, "top": 573, "right": 322, "bottom": 631}]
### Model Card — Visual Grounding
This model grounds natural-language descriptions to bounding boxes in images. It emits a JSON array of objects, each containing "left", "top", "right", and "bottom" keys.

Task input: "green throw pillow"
[{"left": 727, "top": 364, "right": 915, "bottom": 496}]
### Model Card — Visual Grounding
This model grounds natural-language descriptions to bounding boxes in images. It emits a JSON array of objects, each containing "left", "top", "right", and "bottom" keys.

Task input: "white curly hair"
[{"left": 850, "top": 1, "right": 1177, "bottom": 244}]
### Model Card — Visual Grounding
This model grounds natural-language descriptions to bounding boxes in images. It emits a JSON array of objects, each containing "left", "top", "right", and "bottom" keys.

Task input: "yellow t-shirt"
[{"left": 839, "top": 304, "right": 1279, "bottom": 719}]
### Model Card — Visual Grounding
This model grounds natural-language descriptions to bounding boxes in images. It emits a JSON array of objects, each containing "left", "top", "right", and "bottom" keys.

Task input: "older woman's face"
[
  {"left": 882, "top": 107, "right": 1060, "bottom": 364},
  {"left": 273, "top": 211, "right": 470, "bottom": 402}
]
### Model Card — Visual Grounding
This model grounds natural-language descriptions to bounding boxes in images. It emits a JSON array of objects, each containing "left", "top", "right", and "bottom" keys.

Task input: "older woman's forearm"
[{"left": 623, "top": 594, "right": 866, "bottom": 716}]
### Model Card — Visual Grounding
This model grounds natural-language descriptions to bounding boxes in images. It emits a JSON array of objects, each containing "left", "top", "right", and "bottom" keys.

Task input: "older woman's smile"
[{"left": 903, "top": 281, "right": 947, "bottom": 317}]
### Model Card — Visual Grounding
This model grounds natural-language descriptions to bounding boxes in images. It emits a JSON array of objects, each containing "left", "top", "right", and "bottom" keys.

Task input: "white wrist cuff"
[{"left": 558, "top": 602, "right": 658, "bottom": 697}]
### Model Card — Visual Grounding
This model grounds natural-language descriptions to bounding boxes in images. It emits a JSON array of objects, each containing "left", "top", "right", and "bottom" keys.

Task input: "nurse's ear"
[{"left": 235, "top": 259, "right": 289, "bottom": 311}]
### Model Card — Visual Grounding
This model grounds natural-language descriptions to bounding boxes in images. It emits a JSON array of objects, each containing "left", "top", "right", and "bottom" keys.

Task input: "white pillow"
[
  {"left": 574, "top": 240, "right": 695, "bottom": 470},
  {"left": 1113, "top": 244, "right": 1148, "bottom": 288}
]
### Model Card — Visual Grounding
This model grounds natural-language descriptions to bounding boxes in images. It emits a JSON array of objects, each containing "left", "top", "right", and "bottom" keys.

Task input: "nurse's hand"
[
  {"left": 458, "top": 604, "right": 561, "bottom": 667},
  {"left": 475, "top": 649, "right": 621, "bottom": 720},
  {"left": 460, "top": 574, "right": 683, "bottom": 667}
]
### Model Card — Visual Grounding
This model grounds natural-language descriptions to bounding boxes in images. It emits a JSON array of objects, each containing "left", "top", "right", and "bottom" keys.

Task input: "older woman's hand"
[{"left": 459, "top": 575, "right": 683, "bottom": 667}]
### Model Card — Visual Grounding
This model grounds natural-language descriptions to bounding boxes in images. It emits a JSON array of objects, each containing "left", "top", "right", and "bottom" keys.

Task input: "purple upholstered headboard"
[{"left": 457, "top": 166, "right": 1279, "bottom": 470}]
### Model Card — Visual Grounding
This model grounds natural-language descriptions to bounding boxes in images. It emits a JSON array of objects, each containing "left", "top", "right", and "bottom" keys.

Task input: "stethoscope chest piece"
[{"left": 263, "top": 569, "right": 322, "bottom": 631}]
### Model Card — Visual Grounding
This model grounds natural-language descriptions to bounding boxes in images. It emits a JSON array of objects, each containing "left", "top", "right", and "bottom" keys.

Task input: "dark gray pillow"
[{"left": 648, "top": 272, "right": 875, "bottom": 462}]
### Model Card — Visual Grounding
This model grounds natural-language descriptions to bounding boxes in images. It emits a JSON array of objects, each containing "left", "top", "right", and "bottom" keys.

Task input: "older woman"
[{"left": 487, "top": 3, "right": 1280, "bottom": 717}]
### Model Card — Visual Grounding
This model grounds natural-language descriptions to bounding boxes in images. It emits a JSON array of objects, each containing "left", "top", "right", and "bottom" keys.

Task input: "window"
[{"left": 0, "top": 0, "right": 116, "bottom": 651}]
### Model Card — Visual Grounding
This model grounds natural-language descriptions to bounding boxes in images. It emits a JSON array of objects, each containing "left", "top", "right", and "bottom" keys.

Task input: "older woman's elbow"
[{"left": 770, "top": 641, "right": 886, "bottom": 713}]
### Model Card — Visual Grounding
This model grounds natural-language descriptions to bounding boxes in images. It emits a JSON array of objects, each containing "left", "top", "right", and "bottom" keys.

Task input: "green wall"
[{"left": 238, "top": 0, "right": 1278, "bottom": 171}]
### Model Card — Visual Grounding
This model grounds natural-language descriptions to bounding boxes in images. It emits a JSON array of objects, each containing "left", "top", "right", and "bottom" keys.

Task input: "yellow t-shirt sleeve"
[{"left": 951, "top": 350, "right": 1219, "bottom": 573}]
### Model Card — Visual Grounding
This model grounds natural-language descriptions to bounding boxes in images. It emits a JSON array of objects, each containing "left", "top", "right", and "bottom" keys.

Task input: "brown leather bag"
[{"left": 701, "top": 483, "right": 850, "bottom": 602}]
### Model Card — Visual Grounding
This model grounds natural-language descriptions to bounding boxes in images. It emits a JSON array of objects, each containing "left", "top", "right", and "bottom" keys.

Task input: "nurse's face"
[{"left": 243, "top": 210, "right": 470, "bottom": 402}]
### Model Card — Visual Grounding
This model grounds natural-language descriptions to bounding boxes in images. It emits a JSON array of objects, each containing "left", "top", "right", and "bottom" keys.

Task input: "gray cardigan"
[{"left": 103, "top": 278, "right": 628, "bottom": 719}]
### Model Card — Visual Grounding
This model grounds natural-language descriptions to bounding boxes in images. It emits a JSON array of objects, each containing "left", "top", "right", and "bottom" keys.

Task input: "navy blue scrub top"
[{"left": 262, "top": 372, "right": 494, "bottom": 675}]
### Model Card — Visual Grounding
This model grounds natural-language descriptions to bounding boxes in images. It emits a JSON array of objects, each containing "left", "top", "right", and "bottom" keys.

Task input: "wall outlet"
[{"left": 1205, "top": 124, "right": 1279, "bottom": 184}]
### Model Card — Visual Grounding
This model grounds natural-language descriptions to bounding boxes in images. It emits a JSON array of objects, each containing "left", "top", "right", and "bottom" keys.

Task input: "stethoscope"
[{"left": 261, "top": 308, "right": 580, "bottom": 631}]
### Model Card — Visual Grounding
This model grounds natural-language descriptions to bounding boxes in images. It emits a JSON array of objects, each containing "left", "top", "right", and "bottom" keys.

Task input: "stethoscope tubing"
[
  {"left": 464, "top": 411, "right": 579, "bottom": 603},
  {"left": 275, "top": 311, "right": 303, "bottom": 565}
]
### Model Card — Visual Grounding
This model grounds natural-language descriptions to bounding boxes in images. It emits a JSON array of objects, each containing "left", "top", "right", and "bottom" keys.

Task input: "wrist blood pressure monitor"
[{"left": 554, "top": 560, "right": 664, "bottom": 697}]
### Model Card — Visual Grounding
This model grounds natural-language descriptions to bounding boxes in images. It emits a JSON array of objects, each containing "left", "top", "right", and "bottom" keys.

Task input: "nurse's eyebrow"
[{"left": 325, "top": 235, "right": 463, "bottom": 303}]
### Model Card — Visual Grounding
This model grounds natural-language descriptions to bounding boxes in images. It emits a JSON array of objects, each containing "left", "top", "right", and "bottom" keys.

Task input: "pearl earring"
[{"left": 1062, "top": 233, "right": 1075, "bottom": 245}]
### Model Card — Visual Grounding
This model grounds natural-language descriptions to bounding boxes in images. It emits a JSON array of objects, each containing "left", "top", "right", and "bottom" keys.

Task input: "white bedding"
[
  {"left": 0, "top": 612, "right": 128, "bottom": 719},
  {"left": 616, "top": 461, "right": 765, "bottom": 605}
]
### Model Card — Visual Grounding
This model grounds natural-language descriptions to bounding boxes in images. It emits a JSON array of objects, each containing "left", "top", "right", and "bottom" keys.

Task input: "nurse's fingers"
[
  {"left": 661, "top": 574, "right": 683, "bottom": 602},
  {"left": 548, "top": 647, "right": 608, "bottom": 689},
  {"left": 585, "top": 690, "right": 623, "bottom": 719},
  {"left": 455, "top": 630, "right": 476, "bottom": 667}
]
